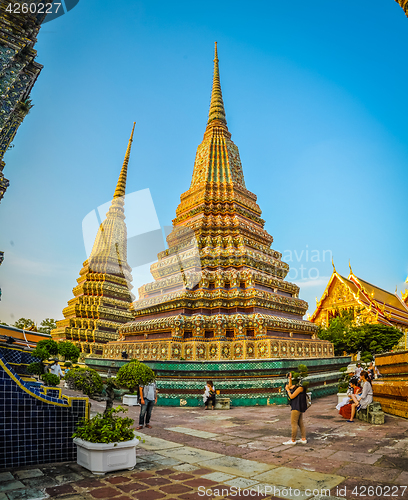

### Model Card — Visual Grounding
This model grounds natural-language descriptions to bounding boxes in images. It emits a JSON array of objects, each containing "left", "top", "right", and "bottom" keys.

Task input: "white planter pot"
[
  {"left": 122, "top": 394, "right": 140, "bottom": 406},
  {"left": 337, "top": 393, "right": 349, "bottom": 405},
  {"left": 74, "top": 437, "right": 138, "bottom": 476}
]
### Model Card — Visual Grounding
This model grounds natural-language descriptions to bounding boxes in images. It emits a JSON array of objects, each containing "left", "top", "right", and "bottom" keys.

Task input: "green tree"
[
  {"left": 347, "top": 324, "right": 403, "bottom": 355},
  {"left": 0, "top": 321, "right": 8, "bottom": 326},
  {"left": 116, "top": 360, "right": 155, "bottom": 394},
  {"left": 317, "top": 309, "right": 354, "bottom": 356},
  {"left": 58, "top": 341, "right": 80, "bottom": 362},
  {"left": 65, "top": 367, "right": 103, "bottom": 397},
  {"left": 31, "top": 339, "right": 59, "bottom": 359},
  {"left": 13, "top": 318, "right": 35, "bottom": 330},
  {"left": 38, "top": 318, "right": 56, "bottom": 335}
]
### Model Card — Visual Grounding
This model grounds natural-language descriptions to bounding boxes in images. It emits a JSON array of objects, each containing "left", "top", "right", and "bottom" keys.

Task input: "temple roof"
[{"left": 311, "top": 269, "right": 408, "bottom": 327}]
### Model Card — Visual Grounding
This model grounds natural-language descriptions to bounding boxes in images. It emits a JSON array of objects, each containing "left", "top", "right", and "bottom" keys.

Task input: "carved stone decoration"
[
  {"left": 196, "top": 343, "right": 206, "bottom": 360},
  {"left": 142, "top": 344, "right": 150, "bottom": 361},
  {"left": 220, "top": 343, "right": 231, "bottom": 360},
  {"left": 134, "top": 345, "right": 142, "bottom": 359},
  {"left": 150, "top": 343, "right": 159, "bottom": 360},
  {"left": 171, "top": 343, "right": 182, "bottom": 360},
  {"left": 234, "top": 314, "right": 246, "bottom": 339},
  {"left": 172, "top": 315, "right": 185, "bottom": 339},
  {"left": 257, "top": 341, "right": 269, "bottom": 358},
  {"left": 159, "top": 343, "right": 169, "bottom": 360},
  {"left": 193, "top": 315, "right": 205, "bottom": 339},
  {"left": 233, "top": 341, "right": 244, "bottom": 359},
  {"left": 246, "top": 342, "right": 255, "bottom": 359},
  {"left": 184, "top": 343, "right": 194, "bottom": 361},
  {"left": 209, "top": 343, "right": 218, "bottom": 360}
]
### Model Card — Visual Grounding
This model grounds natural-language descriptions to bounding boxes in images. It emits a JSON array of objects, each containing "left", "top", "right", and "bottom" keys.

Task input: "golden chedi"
[
  {"left": 51, "top": 124, "right": 136, "bottom": 353},
  {"left": 105, "top": 44, "right": 333, "bottom": 362}
]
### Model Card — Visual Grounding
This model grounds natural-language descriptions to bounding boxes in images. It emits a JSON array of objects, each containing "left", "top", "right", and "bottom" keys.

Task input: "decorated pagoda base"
[
  {"left": 103, "top": 335, "right": 333, "bottom": 362},
  {"left": 87, "top": 355, "right": 349, "bottom": 407},
  {"left": 373, "top": 350, "right": 408, "bottom": 419}
]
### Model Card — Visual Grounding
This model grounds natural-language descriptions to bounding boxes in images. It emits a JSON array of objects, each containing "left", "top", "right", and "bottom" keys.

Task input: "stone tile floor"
[{"left": 1, "top": 394, "right": 408, "bottom": 500}]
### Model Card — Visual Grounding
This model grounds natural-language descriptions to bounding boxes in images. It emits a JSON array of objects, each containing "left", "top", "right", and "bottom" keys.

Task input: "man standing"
[
  {"left": 137, "top": 381, "right": 157, "bottom": 430},
  {"left": 50, "top": 359, "right": 63, "bottom": 378},
  {"left": 354, "top": 363, "right": 363, "bottom": 378}
]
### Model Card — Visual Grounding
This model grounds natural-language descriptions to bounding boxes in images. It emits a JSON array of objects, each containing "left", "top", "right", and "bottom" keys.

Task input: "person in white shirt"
[
  {"left": 354, "top": 363, "right": 363, "bottom": 378},
  {"left": 49, "top": 360, "right": 63, "bottom": 378},
  {"left": 137, "top": 382, "right": 157, "bottom": 429}
]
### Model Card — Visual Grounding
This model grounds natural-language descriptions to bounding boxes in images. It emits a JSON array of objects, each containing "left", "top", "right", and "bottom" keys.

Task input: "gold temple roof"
[{"left": 312, "top": 269, "right": 408, "bottom": 327}]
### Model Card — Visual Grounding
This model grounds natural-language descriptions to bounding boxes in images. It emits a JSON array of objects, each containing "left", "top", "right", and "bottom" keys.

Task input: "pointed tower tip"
[
  {"left": 207, "top": 43, "right": 227, "bottom": 128},
  {"left": 113, "top": 122, "right": 136, "bottom": 200}
]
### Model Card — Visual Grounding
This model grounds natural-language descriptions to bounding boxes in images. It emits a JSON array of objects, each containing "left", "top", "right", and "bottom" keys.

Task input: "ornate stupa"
[
  {"left": 51, "top": 124, "right": 136, "bottom": 353},
  {"left": 396, "top": 0, "right": 408, "bottom": 17},
  {"left": 104, "top": 45, "right": 333, "bottom": 361}
]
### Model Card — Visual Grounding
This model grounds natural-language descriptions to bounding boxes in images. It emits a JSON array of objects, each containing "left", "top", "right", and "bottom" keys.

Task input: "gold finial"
[
  {"left": 113, "top": 122, "right": 136, "bottom": 200},
  {"left": 395, "top": 285, "right": 398, "bottom": 294},
  {"left": 332, "top": 257, "right": 336, "bottom": 273},
  {"left": 207, "top": 42, "right": 227, "bottom": 128},
  {"left": 349, "top": 260, "right": 353, "bottom": 274}
]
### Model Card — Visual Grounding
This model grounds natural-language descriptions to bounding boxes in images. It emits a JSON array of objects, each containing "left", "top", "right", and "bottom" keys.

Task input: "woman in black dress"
[{"left": 283, "top": 373, "right": 308, "bottom": 445}]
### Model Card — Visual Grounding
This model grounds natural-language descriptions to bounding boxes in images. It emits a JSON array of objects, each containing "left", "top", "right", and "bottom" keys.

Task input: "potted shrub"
[
  {"left": 73, "top": 406, "right": 141, "bottom": 475},
  {"left": 65, "top": 366, "right": 103, "bottom": 397},
  {"left": 116, "top": 360, "right": 155, "bottom": 406}
]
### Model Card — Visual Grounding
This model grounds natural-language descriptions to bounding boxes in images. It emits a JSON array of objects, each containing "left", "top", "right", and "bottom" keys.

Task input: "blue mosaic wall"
[{"left": 0, "top": 347, "right": 88, "bottom": 470}]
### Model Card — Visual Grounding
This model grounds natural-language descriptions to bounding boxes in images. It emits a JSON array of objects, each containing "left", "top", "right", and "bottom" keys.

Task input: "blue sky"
[{"left": 1, "top": 0, "right": 407, "bottom": 324}]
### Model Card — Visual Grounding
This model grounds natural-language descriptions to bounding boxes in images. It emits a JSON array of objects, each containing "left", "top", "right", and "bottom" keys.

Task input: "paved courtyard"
[{"left": 0, "top": 394, "right": 407, "bottom": 500}]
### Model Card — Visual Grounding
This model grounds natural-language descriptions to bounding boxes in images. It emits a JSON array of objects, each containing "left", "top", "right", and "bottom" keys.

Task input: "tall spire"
[
  {"left": 51, "top": 123, "right": 137, "bottom": 353},
  {"left": 113, "top": 122, "right": 136, "bottom": 200},
  {"left": 207, "top": 42, "right": 227, "bottom": 128}
]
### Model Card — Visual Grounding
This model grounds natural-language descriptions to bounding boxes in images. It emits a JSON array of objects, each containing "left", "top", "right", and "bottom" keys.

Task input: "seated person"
[
  {"left": 348, "top": 370, "right": 373, "bottom": 422},
  {"left": 203, "top": 380, "right": 216, "bottom": 410},
  {"left": 338, "top": 380, "right": 361, "bottom": 419}
]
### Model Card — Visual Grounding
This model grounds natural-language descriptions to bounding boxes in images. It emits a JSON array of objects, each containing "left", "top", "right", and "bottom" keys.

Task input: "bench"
[
  {"left": 357, "top": 402, "right": 385, "bottom": 424},
  {"left": 215, "top": 397, "right": 231, "bottom": 410}
]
